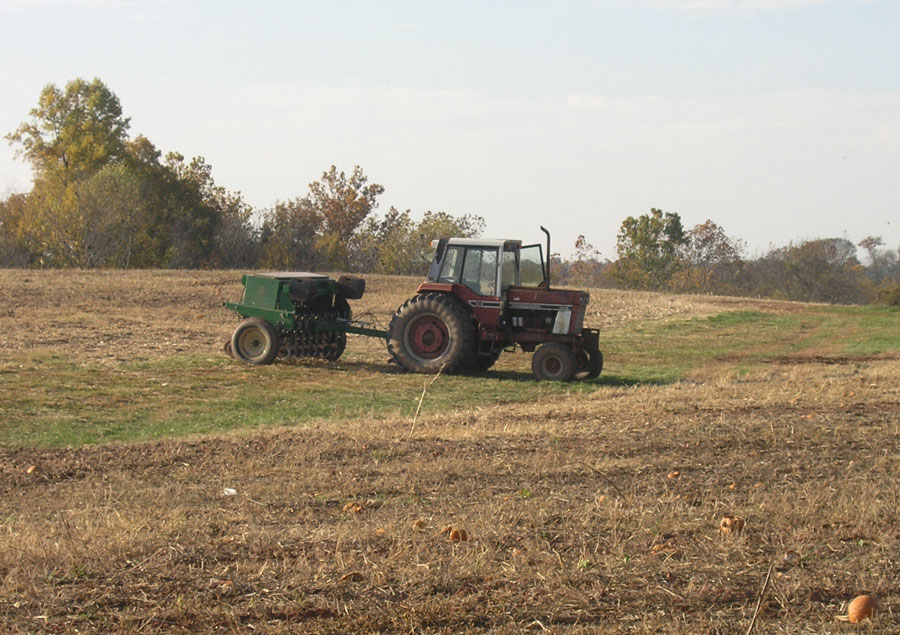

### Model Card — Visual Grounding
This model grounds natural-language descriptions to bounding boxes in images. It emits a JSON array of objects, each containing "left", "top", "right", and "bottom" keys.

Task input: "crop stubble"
[{"left": 0, "top": 269, "right": 898, "bottom": 632}]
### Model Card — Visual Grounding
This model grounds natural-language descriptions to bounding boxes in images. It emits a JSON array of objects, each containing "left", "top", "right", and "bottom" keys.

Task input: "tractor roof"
[{"left": 435, "top": 238, "right": 523, "bottom": 249}]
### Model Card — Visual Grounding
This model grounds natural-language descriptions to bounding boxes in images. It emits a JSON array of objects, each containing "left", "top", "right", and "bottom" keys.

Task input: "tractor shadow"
[
  {"left": 277, "top": 357, "right": 402, "bottom": 375},
  {"left": 276, "top": 358, "right": 669, "bottom": 388},
  {"left": 474, "top": 369, "right": 672, "bottom": 387}
]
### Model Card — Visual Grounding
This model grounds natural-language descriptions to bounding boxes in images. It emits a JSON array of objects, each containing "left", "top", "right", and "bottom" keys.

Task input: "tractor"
[{"left": 224, "top": 227, "right": 602, "bottom": 382}]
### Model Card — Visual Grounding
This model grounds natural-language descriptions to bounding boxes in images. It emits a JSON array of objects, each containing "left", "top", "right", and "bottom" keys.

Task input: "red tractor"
[
  {"left": 387, "top": 227, "right": 602, "bottom": 381},
  {"left": 224, "top": 228, "right": 601, "bottom": 382}
]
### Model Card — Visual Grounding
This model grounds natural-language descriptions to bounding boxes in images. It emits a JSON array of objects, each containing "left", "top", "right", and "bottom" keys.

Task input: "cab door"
[{"left": 459, "top": 246, "right": 500, "bottom": 299}]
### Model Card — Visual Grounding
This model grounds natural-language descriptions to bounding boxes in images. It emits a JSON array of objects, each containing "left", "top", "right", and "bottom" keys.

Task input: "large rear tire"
[
  {"left": 231, "top": 318, "right": 280, "bottom": 365},
  {"left": 388, "top": 293, "right": 475, "bottom": 373},
  {"left": 532, "top": 342, "right": 576, "bottom": 382}
]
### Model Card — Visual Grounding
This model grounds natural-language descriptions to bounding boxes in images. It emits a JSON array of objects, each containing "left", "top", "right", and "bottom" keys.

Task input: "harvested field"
[
  {"left": 1, "top": 269, "right": 898, "bottom": 633},
  {"left": 0, "top": 270, "right": 730, "bottom": 362}
]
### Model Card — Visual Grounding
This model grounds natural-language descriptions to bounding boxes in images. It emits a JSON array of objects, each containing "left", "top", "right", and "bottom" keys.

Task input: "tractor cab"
[
  {"left": 421, "top": 233, "right": 589, "bottom": 340},
  {"left": 425, "top": 238, "right": 545, "bottom": 299}
]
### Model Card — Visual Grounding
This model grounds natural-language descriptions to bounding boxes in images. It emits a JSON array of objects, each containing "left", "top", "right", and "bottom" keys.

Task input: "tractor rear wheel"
[
  {"left": 231, "top": 318, "right": 280, "bottom": 365},
  {"left": 532, "top": 342, "right": 576, "bottom": 382},
  {"left": 388, "top": 292, "right": 475, "bottom": 373}
]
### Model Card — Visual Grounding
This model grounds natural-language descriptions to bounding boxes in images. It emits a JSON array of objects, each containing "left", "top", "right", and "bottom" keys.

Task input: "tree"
[
  {"left": 856, "top": 236, "right": 900, "bottom": 304},
  {"left": 258, "top": 197, "right": 323, "bottom": 270},
  {"left": 352, "top": 206, "right": 414, "bottom": 273},
  {"left": 417, "top": 210, "right": 485, "bottom": 243},
  {"left": 15, "top": 176, "right": 77, "bottom": 267},
  {"left": 4, "top": 78, "right": 136, "bottom": 266},
  {"left": 211, "top": 191, "right": 258, "bottom": 268},
  {"left": 392, "top": 210, "right": 485, "bottom": 275},
  {"left": 6, "top": 78, "right": 130, "bottom": 185},
  {"left": 671, "top": 220, "right": 745, "bottom": 294},
  {"left": 69, "top": 163, "right": 147, "bottom": 267},
  {"left": 3, "top": 163, "right": 151, "bottom": 268},
  {"left": 858, "top": 236, "right": 899, "bottom": 284},
  {"left": 341, "top": 208, "right": 486, "bottom": 275},
  {"left": 258, "top": 168, "right": 481, "bottom": 275},
  {"left": 0, "top": 193, "right": 33, "bottom": 267},
  {"left": 5, "top": 80, "right": 241, "bottom": 269},
  {"left": 748, "top": 238, "right": 867, "bottom": 304},
  {"left": 139, "top": 145, "right": 257, "bottom": 268},
  {"left": 303, "top": 165, "right": 384, "bottom": 270},
  {"left": 613, "top": 208, "right": 686, "bottom": 290},
  {"left": 156, "top": 153, "right": 224, "bottom": 268},
  {"left": 350, "top": 208, "right": 485, "bottom": 275},
  {"left": 565, "top": 235, "right": 608, "bottom": 287}
]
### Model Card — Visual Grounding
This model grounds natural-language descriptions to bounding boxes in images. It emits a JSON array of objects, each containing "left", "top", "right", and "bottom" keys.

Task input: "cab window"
[
  {"left": 501, "top": 249, "right": 518, "bottom": 291},
  {"left": 438, "top": 246, "right": 464, "bottom": 283},
  {"left": 519, "top": 244, "right": 545, "bottom": 287},
  {"left": 461, "top": 247, "right": 498, "bottom": 296}
]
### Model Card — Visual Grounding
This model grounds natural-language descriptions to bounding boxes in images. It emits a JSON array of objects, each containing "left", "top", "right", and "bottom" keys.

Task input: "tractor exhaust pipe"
[{"left": 540, "top": 226, "right": 551, "bottom": 289}]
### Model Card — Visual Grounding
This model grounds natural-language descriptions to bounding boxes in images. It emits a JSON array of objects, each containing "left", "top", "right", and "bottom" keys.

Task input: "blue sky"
[{"left": 2, "top": 0, "right": 898, "bottom": 259}]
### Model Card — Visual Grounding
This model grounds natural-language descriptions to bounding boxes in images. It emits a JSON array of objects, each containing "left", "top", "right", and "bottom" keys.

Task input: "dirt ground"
[{"left": 1, "top": 270, "right": 898, "bottom": 633}]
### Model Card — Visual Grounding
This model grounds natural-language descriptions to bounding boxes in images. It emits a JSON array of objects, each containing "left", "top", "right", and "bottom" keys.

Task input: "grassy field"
[{"left": 1, "top": 269, "right": 898, "bottom": 632}]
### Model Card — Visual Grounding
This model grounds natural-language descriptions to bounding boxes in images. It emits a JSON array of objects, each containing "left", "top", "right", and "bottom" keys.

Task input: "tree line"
[
  {"left": 554, "top": 209, "right": 900, "bottom": 305},
  {"left": 2, "top": 78, "right": 898, "bottom": 306},
  {"left": 0, "top": 78, "right": 482, "bottom": 273}
]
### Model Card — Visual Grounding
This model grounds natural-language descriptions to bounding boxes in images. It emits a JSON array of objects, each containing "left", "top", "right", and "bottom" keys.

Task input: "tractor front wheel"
[
  {"left": 231, "top": 318, "right": 280, "bottom": 365},
  {"left": 532, "top": 343, "right": 576, "bottom": 382},
  {"left": 586, "top": 347, "right": 603, "bottom": 379},
  {"left": 388, "top": 293, "right": 475, "bottom": 373}
]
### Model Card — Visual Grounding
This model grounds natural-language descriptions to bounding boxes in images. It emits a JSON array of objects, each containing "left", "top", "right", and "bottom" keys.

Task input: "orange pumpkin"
[
  {"left": 719, "top": 516, "right": 745, "bottom": 535},
  {"left": 838, "top": 595, "right": 877, "bottom": 624}
]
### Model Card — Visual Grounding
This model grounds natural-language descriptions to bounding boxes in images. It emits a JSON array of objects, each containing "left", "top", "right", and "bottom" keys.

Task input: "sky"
[{"left": 1, "top": 0, "right": 898, "bottom": 260}]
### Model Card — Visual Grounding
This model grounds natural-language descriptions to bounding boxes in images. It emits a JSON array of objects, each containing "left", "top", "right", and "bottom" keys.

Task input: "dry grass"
[
  {"left": 0, "top": 269, "right": 747, "bottom": 363},
  {"left": 0, "top": 269, "right": 898, "bottom": 632}
]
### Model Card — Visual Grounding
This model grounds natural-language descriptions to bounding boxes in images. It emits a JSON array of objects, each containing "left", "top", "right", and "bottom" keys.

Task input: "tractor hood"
[{"left": 507, "top": 287, "right": 590, "bottom": 308}]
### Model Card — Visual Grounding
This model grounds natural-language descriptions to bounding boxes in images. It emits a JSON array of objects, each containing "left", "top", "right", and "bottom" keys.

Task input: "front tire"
[
  {"left": 388, "top": 293, "right": 475, "bottom": 373},
  {"left": 586, "top": 347, "right": 603, "bottom": 379},
  {"left": 231, "top": 318, "right": 280, "bottom": 365},
  {"left": 532, "top": 343, "right": 576, "bottom": 382}
]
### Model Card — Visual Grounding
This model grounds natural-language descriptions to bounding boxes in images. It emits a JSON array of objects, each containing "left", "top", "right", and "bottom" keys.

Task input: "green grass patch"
[
  {"left": 702, "top": 309, "right": 768, "bottom": 326},
  {"left": 601, "top": 305, "right": 900, "bottom": 382},
  {"left": 829, "top": 305, "right": 900, "bottom": 354},
  {"left": 0, "top": 351, "right": 599, "bottom": 448},
  {"left": 2, "top": 305, "right": 897, "bottom": 448}
]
